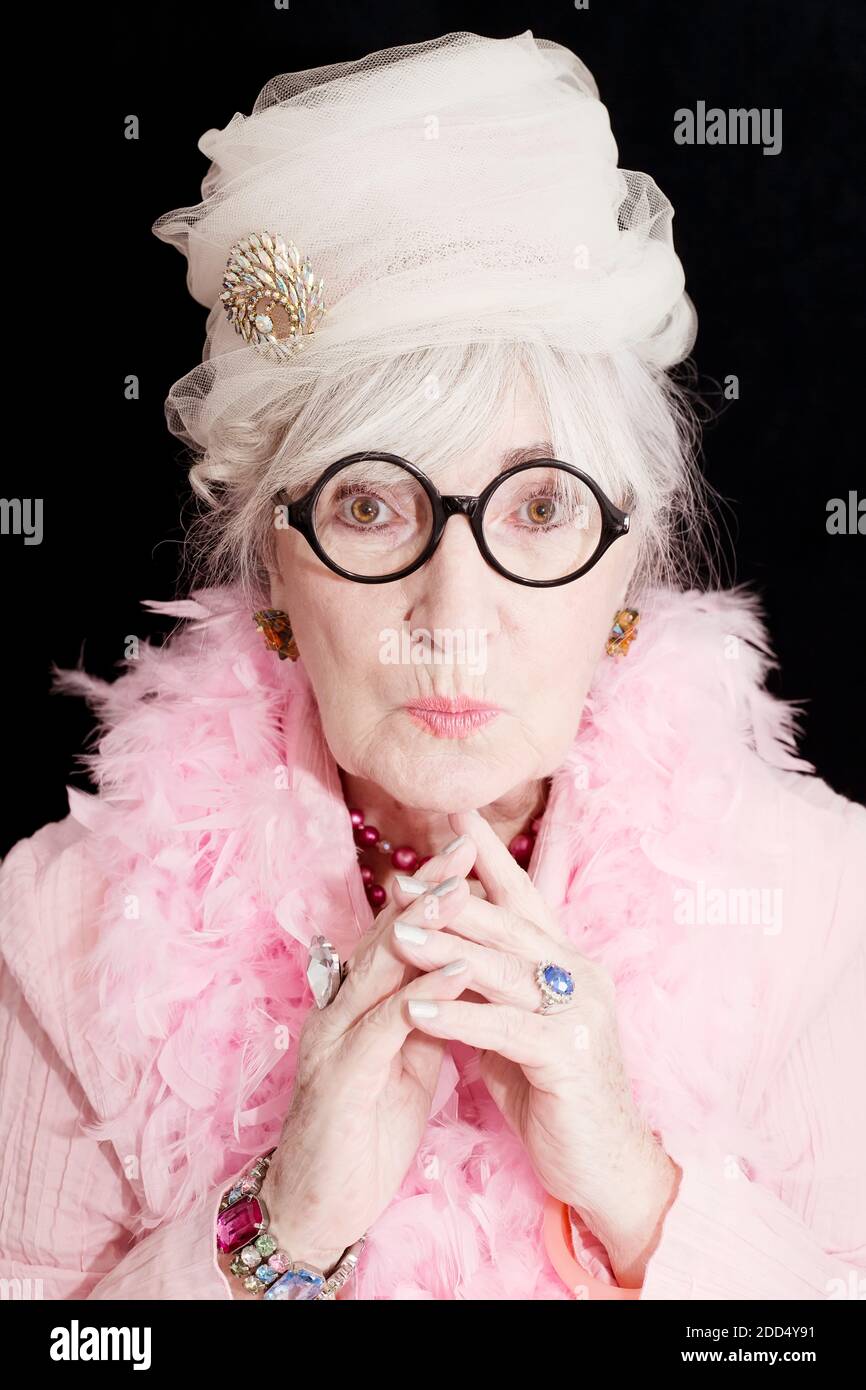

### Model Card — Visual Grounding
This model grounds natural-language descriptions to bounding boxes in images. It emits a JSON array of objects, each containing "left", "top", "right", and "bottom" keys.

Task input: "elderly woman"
[{"left": 1, "top": 31, "right": 864, "bottom": 1303}]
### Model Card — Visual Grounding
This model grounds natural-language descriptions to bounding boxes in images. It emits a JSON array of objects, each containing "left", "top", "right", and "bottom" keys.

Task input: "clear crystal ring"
[
  {"left": 535, "top": 961, "right": 576, "bottom": 1014},
  {"left": 306, "top": 935, "right": 347, "bottom": 1009}
]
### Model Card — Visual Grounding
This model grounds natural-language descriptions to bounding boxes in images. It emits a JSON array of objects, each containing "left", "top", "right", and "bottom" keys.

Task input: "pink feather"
[{"left": 51, "top": 582, "right": 817, "bottom": 1296}]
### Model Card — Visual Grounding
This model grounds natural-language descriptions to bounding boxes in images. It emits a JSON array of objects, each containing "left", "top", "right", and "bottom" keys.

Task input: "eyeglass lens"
[{"left": 312, "top": 458, "right": 603, "bottom": 581}]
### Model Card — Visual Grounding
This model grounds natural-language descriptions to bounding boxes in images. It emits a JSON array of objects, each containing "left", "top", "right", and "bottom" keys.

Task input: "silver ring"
[
  {"left": 306, "top": 935, "right": 347, "bottom": 1009},
  {"left": 535, "top": 961, "right": 576, "bottom": 1014}
]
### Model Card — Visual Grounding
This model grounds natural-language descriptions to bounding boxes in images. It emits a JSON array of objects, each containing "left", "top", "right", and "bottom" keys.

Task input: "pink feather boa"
[{"left": 56, "top": 583, "right": 813, "bottom": 1299}]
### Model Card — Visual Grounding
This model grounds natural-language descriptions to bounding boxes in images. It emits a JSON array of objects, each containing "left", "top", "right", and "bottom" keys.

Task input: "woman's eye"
[
  {"left": 517, "top": 495, "right": 557, "bottom": 526},
  {"left": 340, "top": 493, "right": 395, "bottom": 526}
]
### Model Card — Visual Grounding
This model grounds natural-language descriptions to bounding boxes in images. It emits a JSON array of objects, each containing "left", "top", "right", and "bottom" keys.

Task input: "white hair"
[{"left": 182, "top": 339, "right": 717, "bottom": 600}]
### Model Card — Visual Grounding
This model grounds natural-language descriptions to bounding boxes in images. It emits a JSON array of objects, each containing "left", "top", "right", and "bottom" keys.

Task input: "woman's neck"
[{"left": 337, "top": 767, "right": 549, "bottom": 865}]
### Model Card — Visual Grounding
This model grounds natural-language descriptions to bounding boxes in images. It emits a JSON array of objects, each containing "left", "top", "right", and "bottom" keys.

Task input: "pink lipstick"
[{"left": 403, "top": 696, "right": 501, "bottom": 740}]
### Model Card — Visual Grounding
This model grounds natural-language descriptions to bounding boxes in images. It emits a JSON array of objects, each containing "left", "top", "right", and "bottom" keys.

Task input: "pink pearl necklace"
[{"left": 349, "top": 806, "right": 543, "bottom": 913}]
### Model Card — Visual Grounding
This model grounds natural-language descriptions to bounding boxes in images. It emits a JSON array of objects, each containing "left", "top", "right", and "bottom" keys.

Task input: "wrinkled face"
[{"left": 270, "top": 382, "right": 637, "bottom": 812}]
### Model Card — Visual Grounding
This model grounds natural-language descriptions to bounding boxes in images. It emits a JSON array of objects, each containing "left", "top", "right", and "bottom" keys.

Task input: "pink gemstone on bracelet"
[
  {"left": 268, "top": 1251, "right": 292, "bottom": 1273},
  {"left": 216, "top": 1196, "right": 267, "bottom": 1254}
]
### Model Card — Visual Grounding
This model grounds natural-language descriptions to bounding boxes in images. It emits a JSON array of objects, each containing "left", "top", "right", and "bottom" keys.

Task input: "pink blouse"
[{"left": 2, "top": 810, "right": 864, "bottom": 1300}]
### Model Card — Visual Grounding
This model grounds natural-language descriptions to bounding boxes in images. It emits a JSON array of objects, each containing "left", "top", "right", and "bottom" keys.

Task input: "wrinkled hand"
[{"left": 391, "top": 809, "right": 680, "bottom": 1284}]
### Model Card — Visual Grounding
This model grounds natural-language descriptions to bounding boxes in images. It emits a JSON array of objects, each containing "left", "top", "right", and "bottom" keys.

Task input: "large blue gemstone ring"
[{"left": 535, "top": 961, "right": 576, "bottom": 1014}]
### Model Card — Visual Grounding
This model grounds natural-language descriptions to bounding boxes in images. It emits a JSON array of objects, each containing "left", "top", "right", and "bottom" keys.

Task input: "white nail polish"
[
  {"left": 440, "top": 834, "right": 468, "bottom": 854},
  {"left": 408, "top": 1000, "right": 439, "bottom": 1019},
  {"left": 429, "top": 875, "right": 460, "bottom": 897},
  {"left": 394, "top": 919, "right": 429, "bottom": 945},
  {"left": 395, "top": 874, "right": 428, "bottom": 896}
]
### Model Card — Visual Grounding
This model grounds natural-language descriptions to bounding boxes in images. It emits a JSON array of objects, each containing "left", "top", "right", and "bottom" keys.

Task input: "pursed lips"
[{"left": 402, "top": 696, "right": 502, "bottom": 738}]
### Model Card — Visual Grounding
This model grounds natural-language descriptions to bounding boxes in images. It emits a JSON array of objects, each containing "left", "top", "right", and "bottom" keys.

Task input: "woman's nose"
[{"left": 406, "top": 513, "right": 502, "bottom": 632}]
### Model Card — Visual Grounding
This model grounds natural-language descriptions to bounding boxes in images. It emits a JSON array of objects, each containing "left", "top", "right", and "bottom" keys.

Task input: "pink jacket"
[{"left": 1, "top": 585, "right": 864, "bottom": 1300}]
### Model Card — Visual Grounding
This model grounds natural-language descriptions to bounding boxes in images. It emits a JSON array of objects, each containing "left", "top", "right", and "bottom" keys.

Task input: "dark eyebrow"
[{"left": 495, "top": 441, "right": 557, "bottom": 475}]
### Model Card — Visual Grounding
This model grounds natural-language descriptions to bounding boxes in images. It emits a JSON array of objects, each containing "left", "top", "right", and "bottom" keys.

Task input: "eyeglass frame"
[{"left": 277, "top": 451, "right": 631, "bottom": 588}]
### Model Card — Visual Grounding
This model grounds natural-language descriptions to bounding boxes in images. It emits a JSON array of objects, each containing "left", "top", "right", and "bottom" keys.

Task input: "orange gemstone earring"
[
  {"left": 605, "top": 607, "right": 640, "bottom": 656},
  {"left": 253, "top": 609, "right": 300, "bottom": 661}
]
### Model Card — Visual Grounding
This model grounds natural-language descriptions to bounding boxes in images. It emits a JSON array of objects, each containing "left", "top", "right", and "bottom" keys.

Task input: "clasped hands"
[{"left": 382, "top": 808, "right": 681, "bottom": 1289}]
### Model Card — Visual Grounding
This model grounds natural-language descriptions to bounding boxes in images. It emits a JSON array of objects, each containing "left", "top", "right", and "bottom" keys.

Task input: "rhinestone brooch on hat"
[{"left": 220, "top": 231, "right": 326, "bottom": 361}]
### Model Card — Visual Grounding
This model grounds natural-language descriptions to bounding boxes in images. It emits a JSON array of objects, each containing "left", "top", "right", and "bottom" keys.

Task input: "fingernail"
[
  {"left": 441, "top": 958, "right": 468, "bottom": 976},
  {"left": 440, "top": 834, "right": 468, "bottom": 855},
  {"left": 429, "top": 875, "right": 460, "bottom": 897},
  {"left": 408, "top": 1000, "right": 439, "bottom": 1019},
  {"left": 395, "top": 874, "right": 429, "bottom": 896},
  {"left": 394, "top": 919, "right": 429, "bottom": 945}
]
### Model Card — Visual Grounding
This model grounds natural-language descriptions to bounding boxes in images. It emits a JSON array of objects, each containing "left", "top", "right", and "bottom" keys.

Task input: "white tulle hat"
[{"left": 153, "top": 29, "right": 697, "bottom": 454}]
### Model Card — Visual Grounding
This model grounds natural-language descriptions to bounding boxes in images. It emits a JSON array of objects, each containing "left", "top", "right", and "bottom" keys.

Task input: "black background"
[{"left": 2, "top": 0, "right": 864, "bottom": 856}]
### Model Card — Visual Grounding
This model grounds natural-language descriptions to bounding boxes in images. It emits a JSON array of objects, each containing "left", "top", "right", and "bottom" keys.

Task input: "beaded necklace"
[{"left": 348, "top": 804, "right": 544, "bottom": 912}]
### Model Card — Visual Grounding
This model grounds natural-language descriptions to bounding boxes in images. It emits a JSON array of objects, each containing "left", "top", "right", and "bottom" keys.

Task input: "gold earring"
[
  {"left": 253, "top": 609, "right": 300, "bottom": 661},
  {"left": 605, "top": 608, "right": 640, "bottom": 657}
]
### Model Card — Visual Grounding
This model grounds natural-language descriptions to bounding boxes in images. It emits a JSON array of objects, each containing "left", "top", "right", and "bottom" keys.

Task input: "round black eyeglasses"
[{"left": 277, "top": 452, "right": 631, "bottom": 588}]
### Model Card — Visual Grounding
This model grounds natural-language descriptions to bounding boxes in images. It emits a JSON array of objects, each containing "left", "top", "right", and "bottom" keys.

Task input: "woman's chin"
[{"left": 353, "top": 738, "right": 529, "bottom": 814}]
